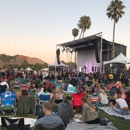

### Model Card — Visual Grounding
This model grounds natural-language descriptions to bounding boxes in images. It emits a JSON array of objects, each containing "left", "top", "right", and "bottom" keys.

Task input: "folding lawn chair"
[
  {"left": 1, "top": 117, "right": 25, "bottom": 130},
  {"left": 67, "top": 86, "right": 76, "bottom": 93},
  {"left": 0, "top": 91, "right": 17, "bottom": 116},
  {"left": 20, "top": 84, "right": 29, "bottom": 91},
  {"left": 14, "top": 80, "right": 20, "bottom": 88},
  {"left": 18, "top": 96, "right": 36, "bottom": 115},
  {"left": 39, "top": 94, "right": 50, "bottom": 104},
  {"left": 108, "top": 86, "right": 117, "bottom": 96},
  {"left": 71, "top": 93, "right": 85, "bottom": 109}
]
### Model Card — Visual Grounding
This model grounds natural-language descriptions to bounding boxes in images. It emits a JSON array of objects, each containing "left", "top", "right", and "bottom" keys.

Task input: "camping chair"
[
  {"left": 39, "top": 94, "right": 50, "bottom": 104},
  {"left": 45, "top": 82, "right": 53, "bottom": 90},
  {"left": 18, "top": 96, "right": 36, "bottom": 115},
  {"left": 67, "top": 86, "right": 76, "bottom": 93},
  {"left": 14, "top": 80, "right": 20, "bottom": 88},
  {"left": 20, "top": 84, "right": 29, "bottom": 91},
  {"left": 71, "top": 93, "right": 85, "bottom": 109},
  {"left": 0, "top": 92, "right": 17, "bottom": 116},
  {"left": 34, "top": 124, "right": 65, "bottom": 130},
  {"left": 18, "top": 78, "right": 24, "bottom": 84},
  {"left": 1, "top": 117, "right": 24, "bottom": 130},
  {"left": 86, "top": 81, "right": 93, "bottom": 87},
  {"left": 55, "top": 83, "right": 62, "bottom": 88},
  {"left": 108, "top": 86, "right": 117, "bottom": 96}
]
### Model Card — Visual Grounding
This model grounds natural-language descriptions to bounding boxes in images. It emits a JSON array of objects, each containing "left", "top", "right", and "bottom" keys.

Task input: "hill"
[{"left": 0, "top": 54, "right": 46, "bottom": 68}]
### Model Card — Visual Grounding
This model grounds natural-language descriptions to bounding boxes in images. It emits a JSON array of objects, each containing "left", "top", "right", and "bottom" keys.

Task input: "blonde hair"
[
  {"left": 55, "top": 87, "right": 61, "bottom": 93},
  {"left": 100, "top": 89, "right": 106, "bottom": 96}
]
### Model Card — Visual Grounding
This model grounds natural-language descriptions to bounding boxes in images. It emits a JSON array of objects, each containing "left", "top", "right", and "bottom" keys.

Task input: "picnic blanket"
[
  {"left": 99, "top": 107, "right": 130, "bottom": 120},
  {"left": 66, "top": 120, "right": 118, "bottom": 130}
]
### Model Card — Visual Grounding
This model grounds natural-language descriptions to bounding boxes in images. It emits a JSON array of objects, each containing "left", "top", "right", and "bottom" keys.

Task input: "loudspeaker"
[
  {"left": 95, "top": 67, "right": 96, "bottom": 72},
  {"left": 92, "top": 66, "right": 94, "bottom": 72},
  {"left": 56, "top": 49, "right": 60, "bottom": 64},
  {"left": 95, "top": 42, "right": 100, "bottom": 63}
]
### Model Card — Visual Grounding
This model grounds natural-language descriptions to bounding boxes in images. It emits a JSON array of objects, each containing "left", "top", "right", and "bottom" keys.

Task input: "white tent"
[
  {"left": 26, "top": 67, "right": 32, "bottom": 71},
  {"left": 103, "top": 53, "right": 130, "bottom": 65},
  {"left": 41, "top": 68, "right": 49, "bottom": 71},
  {"left": 49, "top": 62, "right": 68, "bottom": 67}
]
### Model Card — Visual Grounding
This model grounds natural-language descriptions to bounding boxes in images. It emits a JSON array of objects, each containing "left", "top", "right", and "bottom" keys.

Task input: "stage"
[{"left": 57, "top": 34, "right": 127, "bottom": 73}]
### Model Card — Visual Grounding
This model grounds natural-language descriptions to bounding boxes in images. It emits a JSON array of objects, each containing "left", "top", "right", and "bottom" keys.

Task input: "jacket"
[
  {"left": 58, "top": 101, "right": 74, "bottom": 122},
  {"left": 18, "top": 96, "right": 35, "bottom": 114},
  {"left": 82, "top": 103, "right": 99, "bottom": 123}
]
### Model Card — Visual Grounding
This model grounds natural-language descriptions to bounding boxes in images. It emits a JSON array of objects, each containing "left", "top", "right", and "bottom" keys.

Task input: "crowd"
[{"left": 0, "top": 68, "right": 130, "bottom": 129}]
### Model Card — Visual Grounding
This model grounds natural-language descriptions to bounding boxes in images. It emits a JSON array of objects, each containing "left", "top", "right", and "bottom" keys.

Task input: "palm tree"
[
  {"left": 77, "top": 15, "right": 91, "bottom": 38},
  {"left": 72, "top": 28, "right": 79, "bottom": 40},
  {"left": 106, "top": 0, "right": 125, "bottom": 59}
]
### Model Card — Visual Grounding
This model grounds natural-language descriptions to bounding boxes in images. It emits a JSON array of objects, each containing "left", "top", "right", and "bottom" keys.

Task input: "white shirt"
[
  {"left": 116, "top": 98, "right": 128, "bottom": 109},
  {"left": 0, "top": 81, "right": 9, "bottom": 88},
  {"left": 99, "top": 93, "right": 109, "bottom": 104}
]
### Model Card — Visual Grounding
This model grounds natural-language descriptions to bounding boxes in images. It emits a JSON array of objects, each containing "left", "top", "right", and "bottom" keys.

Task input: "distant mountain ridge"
[{"left": 0, "top": 54, "right": 46, "bottom": 67}]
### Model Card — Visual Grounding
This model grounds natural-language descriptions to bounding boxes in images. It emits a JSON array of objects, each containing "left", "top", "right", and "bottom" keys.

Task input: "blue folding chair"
[
  {"left": 0, "top": 92, "right": 17, "bottom": 116},
  {"left": 109, "top": 86, "right": 117, "bottom": 96},
  {"left": 39, "top": 94, "right": 50, "bottom": 104},
  {"left": 67, "top": 86, "right": 76, "bottom": 93},
  {"left": 86, "top": 81, "right": 93, "bottom": 87}
]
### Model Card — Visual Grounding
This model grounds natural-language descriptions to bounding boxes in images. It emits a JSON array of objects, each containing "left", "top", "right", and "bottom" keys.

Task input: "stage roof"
[{"left": 57, "top": 34, "right": 126, "bottom": 51}]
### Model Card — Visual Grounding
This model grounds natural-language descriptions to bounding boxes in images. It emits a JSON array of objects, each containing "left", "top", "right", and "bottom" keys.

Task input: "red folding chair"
[
  {"left": 20, "top": 84, "right": 29, "bottom": 91},
  {"left": 71, "top": 93, "right": 85, "bottom": 109}
]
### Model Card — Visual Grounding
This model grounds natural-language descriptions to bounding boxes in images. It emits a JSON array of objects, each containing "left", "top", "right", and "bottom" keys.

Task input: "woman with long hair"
[
  {"left": 81, "top": 96, "right": 99, "bottom": 124},
  {"left": 114, "top": 88, "right": 126, "bottom": 100},
  {"left": 99, "top": 89, "right": 109, "bottom": 104}
]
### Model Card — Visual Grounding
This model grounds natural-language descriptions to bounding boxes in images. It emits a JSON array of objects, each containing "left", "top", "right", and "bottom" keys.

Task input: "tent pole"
[
  {"left": 55, "top": 45, "right": 57, "bottom": 71},
  {"left": 100, "top": 32, "right": 103, "bottom": 73}
]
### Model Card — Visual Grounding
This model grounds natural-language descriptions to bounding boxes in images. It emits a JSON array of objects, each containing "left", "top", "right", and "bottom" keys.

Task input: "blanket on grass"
[
  {"left": 66, "top": 120, "right": 117, "bottom": 130},
  {"left": 99, "top": 107, "right": 130, "bottom": 120}
]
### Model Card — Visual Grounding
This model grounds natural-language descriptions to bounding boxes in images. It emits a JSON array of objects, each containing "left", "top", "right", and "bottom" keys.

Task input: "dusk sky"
[{"left": 0, "top": 0, "right": 130, "bottom": 64}]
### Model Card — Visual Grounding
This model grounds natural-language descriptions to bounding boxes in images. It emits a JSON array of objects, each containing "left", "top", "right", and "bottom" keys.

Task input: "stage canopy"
[
  {"left": 103, "top": 53, "right": 130, "bottom": 65},
  {"left": 49, "top": 62, "right": 68, "bottom": 67}
]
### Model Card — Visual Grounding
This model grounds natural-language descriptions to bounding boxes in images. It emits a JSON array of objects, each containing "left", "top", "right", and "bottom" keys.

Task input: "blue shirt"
[{"left": 33, "top": 115, "right": 64, "bottom": 129}]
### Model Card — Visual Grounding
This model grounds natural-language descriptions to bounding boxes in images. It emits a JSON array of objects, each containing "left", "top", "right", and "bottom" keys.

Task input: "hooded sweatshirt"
[{"left": 58, "top": 101, "right": 74, "bottom": 122}]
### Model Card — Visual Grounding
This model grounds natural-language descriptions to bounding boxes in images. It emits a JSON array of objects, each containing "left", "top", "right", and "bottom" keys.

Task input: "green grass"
[{"left": 0, "top": 89, "right": 130, "bottom": 130}]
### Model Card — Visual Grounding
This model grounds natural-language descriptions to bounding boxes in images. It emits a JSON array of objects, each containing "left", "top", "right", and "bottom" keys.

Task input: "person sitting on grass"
[
  {"left": 33, "top": 102, "right": 64, "bottom": 130},
  {"left": 81, "top": 96, "right": 100, "bottom": 124},
  {"left": 99, "top": 89, "right": 109, "bottom": 105},
  {"left": 110, "top": 94, "right": 130, "bottom": 115},
  {"left": 114, "top": 88, "right": 126, "bottom": 100}
]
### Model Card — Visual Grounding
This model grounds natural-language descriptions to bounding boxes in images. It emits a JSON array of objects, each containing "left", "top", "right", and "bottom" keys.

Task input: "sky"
[{"left": 0, "top": 0, "right": 130, "bottom": 64}]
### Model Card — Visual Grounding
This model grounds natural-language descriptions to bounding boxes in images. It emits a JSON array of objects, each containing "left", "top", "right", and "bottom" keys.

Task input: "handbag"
[{"left": 100, "top": 118, "right": 107, "bottom": 126}]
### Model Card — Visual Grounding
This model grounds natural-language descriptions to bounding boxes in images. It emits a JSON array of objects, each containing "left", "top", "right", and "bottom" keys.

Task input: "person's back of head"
[
  {"left": 43, "top": 102, "right": 53, "bottom": 114},
  {"left": 22, "top": 90, "right": 28, "bottom": 96},
  {"left": 65, "top": 96, "right": 72, "bottom": 104}
]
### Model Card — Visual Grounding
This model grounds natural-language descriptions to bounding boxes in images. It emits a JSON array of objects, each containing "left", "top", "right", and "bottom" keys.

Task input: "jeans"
[{"left": 113, "top": 107, "right": 130, "bottom": 115}]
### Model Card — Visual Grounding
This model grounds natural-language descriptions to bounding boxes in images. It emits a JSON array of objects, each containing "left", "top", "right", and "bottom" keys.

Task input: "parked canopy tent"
[
  {"left": 26, "top": 67, "right": 32, "bottom": 71},
  {"left": 49, "top": 62, "right": 68, "bottom": 67},
  {"left": 103, "top": 53, "right": 130, "bottom": 65}
]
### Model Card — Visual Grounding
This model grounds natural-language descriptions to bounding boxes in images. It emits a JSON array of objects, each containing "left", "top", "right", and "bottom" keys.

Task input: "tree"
[
  {"left": 77, "top": 15, "right": 91, "bottom": 38},
  {"left": 72, "top": 28, "right": 79, "bottom": 40},
  {"left": 106, "top": 0, "right": 125, "bottom": 59}
]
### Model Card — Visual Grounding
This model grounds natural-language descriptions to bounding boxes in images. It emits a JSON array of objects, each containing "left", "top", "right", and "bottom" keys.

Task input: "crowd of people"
[{"left": 0, "top": 68, "right": 130, "bottom": 129}]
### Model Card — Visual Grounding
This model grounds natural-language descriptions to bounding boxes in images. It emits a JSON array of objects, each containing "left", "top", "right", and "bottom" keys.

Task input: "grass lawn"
[{"left": 0, "top": 89, "right": 130, "bottom": 130}]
